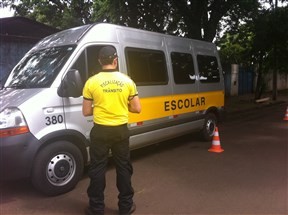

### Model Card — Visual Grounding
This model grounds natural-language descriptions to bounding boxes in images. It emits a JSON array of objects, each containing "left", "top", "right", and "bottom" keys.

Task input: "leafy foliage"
[
  {"left": 1, "top": 0, "right": 260, "bottom": 42},
  {"left": 219, "top": 4, "right": 288, "bottom": 72},
  {"left": 93, "top": 0, "right": 261, "bottom": 41},
  {"left": 217, "top": 1, "right": 288, "bottom": 99},
  {"left": 2, "top": 0, "right": 93, "bottom": 29},
  {"left": 217, "top": 26, "right": 254, "bottom": 66}
]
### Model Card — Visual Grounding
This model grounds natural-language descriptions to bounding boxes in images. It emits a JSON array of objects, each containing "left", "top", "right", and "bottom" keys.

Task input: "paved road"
[{"left": 1, "top": 103, "right": 287, "bottom": 215}]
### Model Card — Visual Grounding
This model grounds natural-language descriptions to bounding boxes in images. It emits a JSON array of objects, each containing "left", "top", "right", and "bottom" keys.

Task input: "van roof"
[
  {"left": 30, "top": 23, "right": 215, "bottom": 52},
  {"left": 31, "top": 24, "right": 93, "bottom": 51}
]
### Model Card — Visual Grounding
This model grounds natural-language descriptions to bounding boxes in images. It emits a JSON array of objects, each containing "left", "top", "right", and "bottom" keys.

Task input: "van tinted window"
[
  {"left": 171, "top": 52, "right": 195, "bottom": 84},
  {"left": 197, "top": 55, "right": 220, "bottom": 83},
  {"left": 126, "top": 48, "right": 168, "bottom": 85}
]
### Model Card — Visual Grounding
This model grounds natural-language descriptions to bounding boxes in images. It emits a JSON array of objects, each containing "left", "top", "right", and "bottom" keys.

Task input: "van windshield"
[{"left": 5, "top": 45, "right": 76, "bottom": 89}]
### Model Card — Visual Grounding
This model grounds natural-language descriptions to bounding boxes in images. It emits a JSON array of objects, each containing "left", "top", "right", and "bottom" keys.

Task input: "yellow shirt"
[{"left": 83, "top": 71, "right": 138, "bottom": 126}]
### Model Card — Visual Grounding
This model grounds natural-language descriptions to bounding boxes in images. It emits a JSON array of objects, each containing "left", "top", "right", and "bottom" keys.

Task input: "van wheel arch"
[
  {"left": 38, "top": 130, "right": 89, "bottom": 164},
  {"left": 31, "top": 140, "right": 84, "bottom": 196}
]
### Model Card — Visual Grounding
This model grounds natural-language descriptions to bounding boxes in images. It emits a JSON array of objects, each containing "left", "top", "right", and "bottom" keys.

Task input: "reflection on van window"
[
  {"left": 197, "top": 55, "right": 220, "bottom": 83},
  {"left": 5, "top": 45, "right": 76, "bottom": 88},
  {"left": 171, "top": 52, "right": 195, "bottom": 84},
  {"left": 126, "top": 48, "right": 168, "bottom": 85}
]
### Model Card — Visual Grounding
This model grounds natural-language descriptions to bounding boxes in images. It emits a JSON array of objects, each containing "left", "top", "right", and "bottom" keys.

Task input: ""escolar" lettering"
[{"left": 164, "top": 97, "right": 205, "bottom": 111}]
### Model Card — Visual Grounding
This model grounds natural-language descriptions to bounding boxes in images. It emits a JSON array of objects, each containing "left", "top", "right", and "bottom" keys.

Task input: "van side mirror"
[{"left": 58, "top": 69, "right": 83, "bottom": 98}]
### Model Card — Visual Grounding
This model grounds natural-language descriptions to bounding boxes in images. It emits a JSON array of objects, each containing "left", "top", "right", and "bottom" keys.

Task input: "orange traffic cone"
[
  {"left": 283, "top": 107, "right": 288, "bottom": 121},
  {"left": 208, "top": 127, "right": 224, "bottom": 153}
]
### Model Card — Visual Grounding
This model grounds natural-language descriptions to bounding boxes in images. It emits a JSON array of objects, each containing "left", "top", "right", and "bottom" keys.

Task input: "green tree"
[
  {"left": 218, "top": 3, "right": 288, "bottom": 99},
  {"left": 2, "top": 0, "right": 260, "bottom": 42},
  {"left": 256, "top": 5, "right": 288, "bottom": 100},
  {"left": 1, "top": 0, "right": 93, "bottom": 29},
  {"left": 217, "top": 26, "right": 254, "bottom": 66},
  {"left": 93, "top": 0, "right": 260, "bottom": 42}
]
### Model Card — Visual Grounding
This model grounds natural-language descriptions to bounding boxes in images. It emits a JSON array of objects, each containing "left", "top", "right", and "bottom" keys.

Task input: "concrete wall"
[
  {"left": 266, "top": 72, "right": 288, "bottom": 91},
  {"left": 226, "top": 64, "right": 288, "bottom": 96},
  {"left": 253, "top": 71, "right": 288, "bottom": 92},
  {"left": 230, "top": 64, "right": 239, "bottom": 96}
]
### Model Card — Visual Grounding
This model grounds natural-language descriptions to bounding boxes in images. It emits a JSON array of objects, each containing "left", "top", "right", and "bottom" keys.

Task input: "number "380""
[{"left": 45, "top": 115, "right": 64, "bottom": 125}]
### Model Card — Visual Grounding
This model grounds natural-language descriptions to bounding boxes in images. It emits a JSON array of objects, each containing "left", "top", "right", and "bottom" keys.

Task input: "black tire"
[
  {"left": 201, "top": 113, "right": 217, "bottom": 141},
  {"left": 31, "top": 141, "right": 84, "bottom": 196}
]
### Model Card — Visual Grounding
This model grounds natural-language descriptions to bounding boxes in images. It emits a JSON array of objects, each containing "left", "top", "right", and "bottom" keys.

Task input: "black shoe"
[
  {"left": 85, "top": 206, "right": 104, "bottom": 215},
  {"left": 129, "top": 203, "right": 136, "bottom": 214},
  {"left": 119, "top": 203, "right": 136, "bottom": 215}
]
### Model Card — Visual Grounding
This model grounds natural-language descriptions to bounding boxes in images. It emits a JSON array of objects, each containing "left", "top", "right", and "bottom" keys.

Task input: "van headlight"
[{"left": 0, "top": 107, "right": 30, "bottom": 137}]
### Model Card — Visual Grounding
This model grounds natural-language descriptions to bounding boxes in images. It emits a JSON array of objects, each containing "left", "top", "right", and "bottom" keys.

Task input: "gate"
[
  {"left": 223, "top": 65, "right": 254, "bottom": 95},
  {"left": 238, "top": 67, "right": 254, "bottom": 95}
]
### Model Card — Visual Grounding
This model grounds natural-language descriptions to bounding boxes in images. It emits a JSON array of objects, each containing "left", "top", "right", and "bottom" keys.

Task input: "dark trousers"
[{"left": 87, "top": 123, "right": 134, "bottom": 213}]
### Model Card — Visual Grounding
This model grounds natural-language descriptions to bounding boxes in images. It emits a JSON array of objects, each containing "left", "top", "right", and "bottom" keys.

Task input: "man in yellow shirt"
[{"left": 82, "top": 46, "right": 141, "bottom": 215}]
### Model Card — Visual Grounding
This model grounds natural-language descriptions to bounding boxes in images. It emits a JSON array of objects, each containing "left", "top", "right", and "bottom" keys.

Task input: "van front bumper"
[{"left": 0, "top": 132, "right": 40, "bottom": 180}]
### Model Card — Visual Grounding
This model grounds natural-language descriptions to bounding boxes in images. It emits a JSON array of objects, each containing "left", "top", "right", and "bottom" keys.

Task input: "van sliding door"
[
  {"left": 125, "top": 47, "right": 174, "bottom": 145},
  {"left": 166, "top": 38, "right": 200, "bottom": 123}
]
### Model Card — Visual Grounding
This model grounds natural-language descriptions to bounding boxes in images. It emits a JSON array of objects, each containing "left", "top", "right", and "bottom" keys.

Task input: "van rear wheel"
[
  {"left": 201, "top": 113, "right": 217, "bottom": 141},
  {"left": 31, "top": 141, "right": 84, "bottom": 196}
]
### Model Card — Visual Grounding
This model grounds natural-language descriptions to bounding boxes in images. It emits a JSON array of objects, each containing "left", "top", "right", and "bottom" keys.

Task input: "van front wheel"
[
  {"left": 31, "top": 141, "right": 84, "bottom": 196},
  {"left": 201, "top": 113, "right": 217, "bottom": 141}
]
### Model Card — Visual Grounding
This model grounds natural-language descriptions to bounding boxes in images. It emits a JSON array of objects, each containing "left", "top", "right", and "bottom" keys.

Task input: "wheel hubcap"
[
  {"left": 47, "top": 154, "right": 76, "bottom": 186},
  {"left": 206, "top": 119, "right": 215, "bottom": 136}
]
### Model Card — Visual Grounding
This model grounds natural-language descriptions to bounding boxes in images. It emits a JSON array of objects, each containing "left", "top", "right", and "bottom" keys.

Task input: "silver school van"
[{"left": 0, "top": 23, "right": 225, "bottom": 196}]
